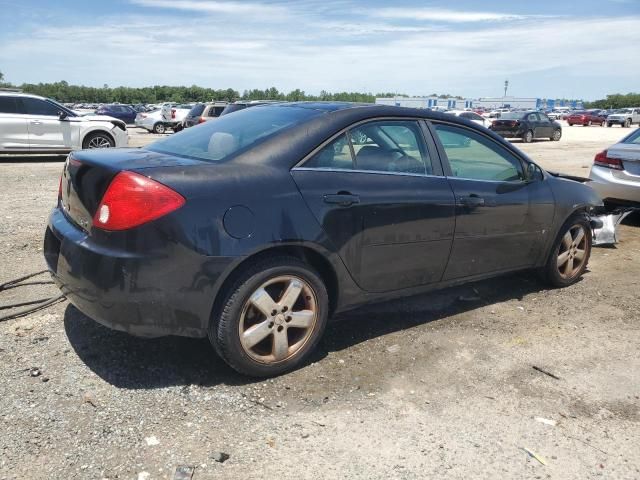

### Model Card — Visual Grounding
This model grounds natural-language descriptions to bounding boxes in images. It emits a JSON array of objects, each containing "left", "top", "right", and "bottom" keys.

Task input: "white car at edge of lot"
[
  {"left": 135, "top": 105, "right": 192, "bottom": 134},
  {"left": 0, "top": 91, "right": 128, "bottom": 153},
  {"left": 445, "top": 110, "right": 489, "bottom": 128},
  {"left": 589, "top": 127, "right": 640, "bottom": 208}
]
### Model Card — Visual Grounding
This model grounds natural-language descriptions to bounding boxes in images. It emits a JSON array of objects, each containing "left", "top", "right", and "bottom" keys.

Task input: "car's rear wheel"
[
  {"left": 550, "top": 129, "right": 562, "bottom": 141},
  {"left": 568, "top": 122, "right": 573, "bottom": 127},
  {"left": 522, "top": 130, "right": 533, "bottom": 143},
  {"left": 82, "top": 132, "right": 115, "bottom": 149},
  {"left": 586, "top": 120, "right": 592, "bottom": 126},
  {"left": 540, "top": 214, "right": 592, "bottom": 288},
  {"left": 153, "top": 122, "right": 166, "bottom": 134},
  {"left": 210, "top": 256, "right": 329, "bottom": 377}
]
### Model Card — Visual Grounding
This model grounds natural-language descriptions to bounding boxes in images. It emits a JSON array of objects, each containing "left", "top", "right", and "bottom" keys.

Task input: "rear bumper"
[
  {"left": 45, "top": 207, "right": 238, "bottom": 338},
  {"left": 589, "top": 166, "right": 640, "bottom": 204},
  {"left": 491, "top": 128, "right": 524, "bottom": 138}
]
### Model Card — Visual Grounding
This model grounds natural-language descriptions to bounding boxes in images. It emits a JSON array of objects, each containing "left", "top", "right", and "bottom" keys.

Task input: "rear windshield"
[
  {"left": 623, "top": 129, "right": 640, "bottom": 145},
  {"left": 188, "top": 104, "right": 205, "bottom": 116},
  {"left": 146, "top": 105, "right": 320, "bottom": 162},
  {"left": 499, "top": 112, "right": 525, "bottom": 120}
]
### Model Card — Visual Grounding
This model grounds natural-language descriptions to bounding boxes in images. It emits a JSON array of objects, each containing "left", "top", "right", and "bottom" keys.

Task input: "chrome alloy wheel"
[
  {"left": 557, "top": 225, "right": 587, "bottom": 279},
  {"left": 87, "top": 136, "right": 112, "bottom": 148},
  {"left": 239, "top": 276, "right": 318, "bottom": 364}
]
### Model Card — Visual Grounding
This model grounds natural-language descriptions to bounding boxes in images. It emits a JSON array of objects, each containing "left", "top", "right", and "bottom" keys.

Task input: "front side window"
[
  {"left": 434, "top": 124, "right": 524, "bottom": 182},
  {"left": 349, "top": 120, "right": 432, "bottom": 175},
  {"left": 23, "top": 98, "right": 61, "bottom": 116}
]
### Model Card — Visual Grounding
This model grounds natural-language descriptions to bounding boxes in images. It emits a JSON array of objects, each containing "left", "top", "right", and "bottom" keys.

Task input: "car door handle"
[
  {"left": 323, "top": 193, "right": 360, "bottom": 207},
  {"left": 458, "top": 195, "right": 485, "bottom": 207}
]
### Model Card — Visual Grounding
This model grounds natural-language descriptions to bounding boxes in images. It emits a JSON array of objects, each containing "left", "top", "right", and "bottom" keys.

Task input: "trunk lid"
[
  {"left": 60, "top": 148, "right": 208, "bottom": 232},
  {"left": 608, "top": 143, "right": 640, "bottom": 176}
]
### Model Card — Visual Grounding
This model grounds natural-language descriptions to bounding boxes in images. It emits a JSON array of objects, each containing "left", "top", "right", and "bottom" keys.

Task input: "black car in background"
[
  {"left": 46, "top": 103, "right": 601, "bottom": 377},
  {"left": 95, "top": 104, "right": 138, "bottom": 124},
  {"left": 490, "top": 111, "right": 562, "bottom": 143}
]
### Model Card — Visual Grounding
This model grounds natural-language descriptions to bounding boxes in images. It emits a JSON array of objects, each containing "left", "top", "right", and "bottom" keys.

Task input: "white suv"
[{"left": 0, "top": 91, "right": 128, "bottom": 154}]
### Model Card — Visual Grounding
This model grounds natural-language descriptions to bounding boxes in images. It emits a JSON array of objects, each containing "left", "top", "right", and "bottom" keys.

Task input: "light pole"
[{"left": 503, "top": 80, "right": 509, "bottom": 107}]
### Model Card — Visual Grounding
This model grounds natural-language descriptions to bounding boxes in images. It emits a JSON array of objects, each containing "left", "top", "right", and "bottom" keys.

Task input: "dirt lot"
[{"left": 1, "top": 124, "right": 639, "bottom": 480}]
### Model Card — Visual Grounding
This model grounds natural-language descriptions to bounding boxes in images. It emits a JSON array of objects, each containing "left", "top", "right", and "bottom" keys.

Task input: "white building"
[{"left": 375, "top": 96, "right": 583, "bottom": 111}]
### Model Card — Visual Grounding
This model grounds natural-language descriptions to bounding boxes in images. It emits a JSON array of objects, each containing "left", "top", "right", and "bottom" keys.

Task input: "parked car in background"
[
  {"left": 566, "top": 111, "right": 606, "bottom": 127},
  {"left": 0, "top": 92, "right": 127, "bottom": 153},
  {"left": 589, "top": 127, "right": 640, "bottom": 208},
  {"left": 220, "top": 100, "right": 281, "bottom": 116},
  {"left": 490, "top": 111, "right": 562, "bottom": 143},
  {"left": 46, "top": 102, "right": 602, "bottom": 377},
  {"left": 547, "top": 109, "right": 570, "bottom": 121},
  {"left": 135, "top": 105, "right": 191, "bottom": 133},
  {"left": 183, "top": 102, "right": 228, "bottom": 128},
  {"left": 95, "top": 104, "right": 138, "bottom": 125},
  {"left": 606, "top": 108, "right": 640, "bottom": 128},
  {"left": 446, "top": 110, "right": 488, "bottom": 127}
]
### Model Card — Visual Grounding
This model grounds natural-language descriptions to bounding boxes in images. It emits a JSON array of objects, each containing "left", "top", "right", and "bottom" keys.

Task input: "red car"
[{"left": 566, "top": 111, "right": 605, "bottom": 127}]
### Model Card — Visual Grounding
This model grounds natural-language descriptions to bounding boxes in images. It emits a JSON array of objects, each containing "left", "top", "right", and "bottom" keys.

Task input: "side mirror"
[
  {"left": 526, "top": 163, "right": 542, "bottom": 182},
  {"left": 58, "top": 111, "right": 68, "bottom": 120}
]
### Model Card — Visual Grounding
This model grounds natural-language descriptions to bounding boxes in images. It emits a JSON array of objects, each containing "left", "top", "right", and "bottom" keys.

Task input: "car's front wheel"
[
  {"left": 83, "top": 132, "right": 115, "bottom": 149},
  {"left": 522, "top": 130, "right": 534, "bottom": 143},
  {"left": 624, "top": 119, "right": 631, "bottom": 128},
  {"left": 550, "top": 129, "right": 562, "bottom": 141},
  {"left": 153, "top": 122, "right": 166, "bottom": 134},
  {"left": 607, "top": 122, "right": 612, "bottom": 127},
  {"left": 540, "top": 214, "right": 592, "bottom": 288},
  {"left": 210, "top": 256, "right": 329, "bottom": 377}
]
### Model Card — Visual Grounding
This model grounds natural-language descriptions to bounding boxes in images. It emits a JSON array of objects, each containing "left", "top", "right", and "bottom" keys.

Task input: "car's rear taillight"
[
  {"left": 58, "top": 174, "right": 63, "bottom": 201},
  {"left": 594, "top": 150, "right": 623, "bottom": 170},
  {"left": 171, "top": 108, "right": 176, "bottom": 119},
  {"left": 93, "top": 171, "right": 185, "bottom": 231},
  {"left": 198, "top": 117, "right": 206, "bottom": 124}
]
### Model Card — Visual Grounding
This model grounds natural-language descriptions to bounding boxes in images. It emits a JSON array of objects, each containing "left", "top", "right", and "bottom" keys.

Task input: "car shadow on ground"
[{"left": 64, "top": 270, "right": 553, "bottom": 389}]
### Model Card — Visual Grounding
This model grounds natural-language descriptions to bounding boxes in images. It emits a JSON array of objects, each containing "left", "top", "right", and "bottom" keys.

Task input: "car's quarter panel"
[{"left": 291, "top": 169, "right": 456, "bottom": 292}]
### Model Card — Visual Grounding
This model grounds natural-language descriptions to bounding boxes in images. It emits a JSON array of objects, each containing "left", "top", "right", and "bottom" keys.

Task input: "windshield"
[
  {"left": 499, "top": 112, "right": 525, "bottom": 120},
  {"left": 146, "top": 105, "right": 321, "bottom": 162},
  {"left": 188, "top": 104, "right": 205, "bottom": 116},
  {"left": 614, "top": 109, "right": 632, "bottom": 114}
]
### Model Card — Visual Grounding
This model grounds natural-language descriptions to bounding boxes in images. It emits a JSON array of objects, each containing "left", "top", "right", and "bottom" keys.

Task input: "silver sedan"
[{"left": 589, "top": 128, "right": 640, "bottom": 207}]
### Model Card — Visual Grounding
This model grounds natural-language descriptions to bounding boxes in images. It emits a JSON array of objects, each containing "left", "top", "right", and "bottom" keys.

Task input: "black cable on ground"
[{"left": 0, "top": 270, "right": 66, "bottom": 322}]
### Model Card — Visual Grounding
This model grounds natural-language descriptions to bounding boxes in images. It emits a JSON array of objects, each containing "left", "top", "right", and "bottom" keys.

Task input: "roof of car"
[{"left": 0, "top": 91, "right": 44, "bottom": 99}]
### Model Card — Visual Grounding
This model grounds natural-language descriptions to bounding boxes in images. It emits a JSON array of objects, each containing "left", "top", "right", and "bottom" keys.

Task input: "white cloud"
[
  {"left": 372, "top": 7, "right": 534, "bottom": 22},
  {"left": 129, "top": 0, "right": 287, "bottom": 16}
]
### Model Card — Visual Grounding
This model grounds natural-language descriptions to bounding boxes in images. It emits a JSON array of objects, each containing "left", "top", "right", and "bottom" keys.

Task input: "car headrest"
[{"left": 208, "top": 132, "right": 239, "bottom": 159}]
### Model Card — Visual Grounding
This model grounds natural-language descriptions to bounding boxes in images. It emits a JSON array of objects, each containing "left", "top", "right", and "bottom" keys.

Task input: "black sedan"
[
  {"left": 46, "top": 103, "right": 601, "bottom": 377},
  {"left": 490, "top": 111, "right": 562, "bottom": 143}
]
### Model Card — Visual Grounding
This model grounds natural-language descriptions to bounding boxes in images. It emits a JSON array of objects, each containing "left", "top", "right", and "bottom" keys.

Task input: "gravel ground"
[{"left": 0, "top": 124, "right": 639, "bottom": 480}]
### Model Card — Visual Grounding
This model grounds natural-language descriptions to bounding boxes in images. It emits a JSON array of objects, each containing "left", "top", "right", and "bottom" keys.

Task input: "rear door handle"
[
  {"left": 323, "top": 193, "right": 360, "bottom": 207},
  {"left": 459, "top": 195, "right": 485, "bottom": 207}
]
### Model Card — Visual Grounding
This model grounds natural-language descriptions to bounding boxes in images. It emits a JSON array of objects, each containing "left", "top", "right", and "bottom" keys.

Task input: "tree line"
[
  {"left": 585, "top": 93, "right": 640, "bottom": 109},
  {"left": 0, "top": 75, "right": 404, "bottom": 104}
]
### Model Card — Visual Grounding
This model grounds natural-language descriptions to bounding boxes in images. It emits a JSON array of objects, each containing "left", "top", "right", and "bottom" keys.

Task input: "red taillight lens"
[
  {"left": 198, "top": 117, "right": 206, "bottom": 124},
  {"left": 93, "top": 171, "right": 185, "bottom": 231},
  {"left": 171, "top": 108, "right": 176, "bottom": 119},
  {"left": 58, "top": 174, "right": 63, "bottom": 201},
  {"left": 594, "top": 150, "right": 623, "bottom": 170}
]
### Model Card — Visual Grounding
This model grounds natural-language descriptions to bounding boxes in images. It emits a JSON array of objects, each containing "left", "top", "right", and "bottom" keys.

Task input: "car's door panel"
[
  {"left": 429, "top": 122, "right": 554, "bottom": 280},
  {"left": 292, "top": 170, "right": 456, "bottom": 292},
  {"left": 22, "top": 97, "right": 72, "bottom": 149},
  {"left": 292, "top": 119, "right": 455, "bottom": 293}
]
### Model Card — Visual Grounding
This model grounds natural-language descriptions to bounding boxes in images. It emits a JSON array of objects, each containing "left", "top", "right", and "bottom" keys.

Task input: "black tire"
[
  {"left": 623, "top": 119, "right": 631, "bottom": 128},
  {"left": 540, "top": 213, "right": 592, "bottom": 288},
  {"left": 172, "top": 124, "right": 183, "bottom": 133},
  {"left": 568, "top": 123, "right": 573, "bottom": 127},
  {"left": 152, "top": 122, "right": 166, "bottom": 134},
  {"left": 210, "top": 256, "right": 329, "bottom": 377},
  {"left": 82, "top": 131, "right": 115, "bottom": 149},
  {"left": 607, "top": 122, "right": 612, "bottom": 127},
  {"left": 522, "top": 130, "right": 533, "bottom": 143},
  {"left": 585, "top": 120, "right": 591, "bottom": 127},
  {"left": 550, "top": 129, "right": 562, "bottom": 141}
]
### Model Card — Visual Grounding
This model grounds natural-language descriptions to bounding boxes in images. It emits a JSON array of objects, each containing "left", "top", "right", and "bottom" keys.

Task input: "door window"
[
  {"left": 305, "top": 134, "right": 353, "bottom": 170},
  {"left": 434, "top": 124, "right": 525, "bottom": 182},
  {"left": 22, "top": 98, "right": 60, "bottom": 116},
  {"left": 350, "top": 120, "right": 432, "bottom": 175},
  {"left": 0, "top": 96, "right": 19, "bottom": 114}
]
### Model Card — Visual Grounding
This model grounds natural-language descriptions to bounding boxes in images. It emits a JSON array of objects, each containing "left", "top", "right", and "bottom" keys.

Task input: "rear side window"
[
  {"left": 22, "top": 98, "right": 60, "bottom": 116},
  {"left": 0, "top": 96, "right": 18, "bottom": 114},
  {"left": 434, "top": 124, "right": 524, "bottom": 182},
  {"left": 209, "top": 106, "right": 225, "bottom": 117},
  {"left": 189, "top": 104, "right": 205, "bottom": 116},
  {"left": 305, "top": 134, "right": 353, "bottom": 170}
]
